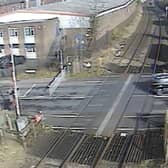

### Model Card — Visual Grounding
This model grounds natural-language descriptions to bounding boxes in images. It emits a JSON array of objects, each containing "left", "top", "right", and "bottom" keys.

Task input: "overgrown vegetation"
[{"left": 133, "top": 160, "right": 165, "bottom": 168}]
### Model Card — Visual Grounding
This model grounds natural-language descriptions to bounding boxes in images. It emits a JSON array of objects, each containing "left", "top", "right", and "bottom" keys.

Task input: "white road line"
[
  {"left": 153, "top": 95, "right": 168, "bottom": 98},
  {"left": 123, "top": 115, "right": 163, "bottom": 118},
  {"left": 117, "top": 127, "right": 163, "bottom": 131},
  {"left": 116, "top": 128, "right": 134, "bottom": 131},
  {"left": 22, "top": 84, "right": 36, "bottom": 97},
  {"left": 96, "top": 74, "right": 133, "bottom": 136},
  {"left": 50, "top": 126, "right": 97, "bottom": 130},
  {"left": 45, "top": 114, "right": 94, "bottom": 118},
  {"left": 20, "top": 96, "right": 88, "bottom": 100}
]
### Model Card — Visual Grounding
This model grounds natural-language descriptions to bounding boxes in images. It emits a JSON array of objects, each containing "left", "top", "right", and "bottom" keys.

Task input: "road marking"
[
  {"left": 153, "top": 95, "right": 168, "bottom": 98},
  {"left": 22, "top": 84, "right": 36, "bottom": 97},
  {"left": 116, "top": 128, "right": 134, "bottom": 131},
  {"left": 50, "top": 126, "right": 97, "bottom": 130},
  {"left": 117, "top": 127, "right": 163, "bottom": 131},
  {"left": 20, "top": 96, "right": 89, "bottom": 100},
  {"left": 88, "top": 104, "right": 104, "bottom": 107},
  {"left": 123, "top": 114, "right": 164, "bottom": 118},
  {"left": 45, "top": 114, "right": 94, "bottom": 118},
  {"left": 96, "top": 74, "right": 133, "bottom": 136}
]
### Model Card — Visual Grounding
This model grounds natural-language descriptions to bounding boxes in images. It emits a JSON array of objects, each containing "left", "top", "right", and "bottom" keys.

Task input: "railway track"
[
  {"left": 123, "top": 9, "right": 152, "bottom": 74},
  {"left": 68, "top": 135, "right": 108, "bottom": 167},
  {"left": 106, "top": 4, "right": 164, "bottom": 75},
  {"left": 30, "top": 131, "right": 83, "bottom": 168},
  {"left": 98, "top": 10, "right": 165, "bottom": 166},
  {"left": 124, "top": 10, "right": 163, "bottom": 74},
  {"left": 105, "top": 5, "right": 152, "bottom": 74},
  {"left": 21, "top": 4, "right": 166, "bottom": 168},
  {"left": 26, "top": 128, "right": 164, "bottom": 168},
  {"left": 100, "top": 129, "right": 164, "bottom": 168}
]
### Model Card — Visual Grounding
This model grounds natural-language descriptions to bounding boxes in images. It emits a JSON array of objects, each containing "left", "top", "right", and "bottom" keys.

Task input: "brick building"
[
  {"left": 0, "top": 11, "right": 60, "bottom": 68},
  {"left": 0, "top": 0, "right": 25, "bottom": 15},
  {"left": 0, "top": 10, "right": 90, "bottom": 69}
]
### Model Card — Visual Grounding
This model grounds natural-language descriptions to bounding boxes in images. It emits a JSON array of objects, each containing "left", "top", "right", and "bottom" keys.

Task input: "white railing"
[
  {"left": 25, "top": 52, "right": 37, "bottom": 59},
  {"left": 49, "top": 70, "right": 66, "bottom": 96},
  {"left": 0, "top": 37, "right": 4, "bottom": 44},
  {"left": 9, "top": 36, "right": 19, "bottom": 44},
  {"left": 0, "top": 49, "right": 5, "bottom": 57},
  {"left": 12, "top": 48, "right": 20, "bottom": 55},
  {"left": 24, "top": 35, "right": 35, "bottom": 43}
]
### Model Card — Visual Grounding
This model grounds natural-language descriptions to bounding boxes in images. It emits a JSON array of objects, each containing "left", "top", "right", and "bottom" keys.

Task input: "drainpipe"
[
  {"left": 25, "top": 0, "right": 29, "bottom": 8},
  {"left": 36, "top": 0, "right": 41, "bottom": 7}
]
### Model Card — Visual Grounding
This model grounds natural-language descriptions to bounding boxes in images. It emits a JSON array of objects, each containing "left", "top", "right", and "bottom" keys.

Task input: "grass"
[
  {"left": 136, "top": 160, "right": 164, "bottom": 168},
  {"left": 67, "top": 68, "right": 105, "bottom": 79}
]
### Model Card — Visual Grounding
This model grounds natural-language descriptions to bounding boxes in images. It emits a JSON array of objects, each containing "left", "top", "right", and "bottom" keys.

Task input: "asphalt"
[{"left": 2, "top": 74, "right": 163, "bottom": 137}]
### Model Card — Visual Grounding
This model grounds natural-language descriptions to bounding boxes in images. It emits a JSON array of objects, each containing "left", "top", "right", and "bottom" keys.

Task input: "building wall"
[
  {"left": 0, "top": 17, "right": 59, "bottom": 68},
  {"left": 61, "top": 1, "right": 137, "bottom": 64},
  {"left": 0, "top": 1, "right": 25, "bottom": 15},
  {"left": 0, "top": 0, "right": 66, "bottom": 14},
  {"left": 96, "top": 0, "right": 137, "bottom": 42},
  {"left": 96, "top": 1, "right": 137, "bottom": 48},
  {"left": 0, "top": 0, "right": 138, "bottom": 70},
  {"left": 41, "top": 0, "right": 65, "bottom": 5},
  {"left": 43, "top": 19, "right": 59, "bottom": 59}
]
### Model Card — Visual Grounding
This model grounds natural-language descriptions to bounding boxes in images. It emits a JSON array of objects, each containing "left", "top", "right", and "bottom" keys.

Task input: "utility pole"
[
  {"left": 166, "top": 6, "right": 168, "bottom": 18},
  {"left": 10, "top": 44, "right": 20, "bottom": 118}
]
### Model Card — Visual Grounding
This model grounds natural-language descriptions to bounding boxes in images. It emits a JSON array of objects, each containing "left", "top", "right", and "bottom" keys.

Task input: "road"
[
  {"left": 0, "top": 3, "right": 167, "bottom": 167},
  {"left": 14, "top": 74, "right": 166, "bottom": 137},
  {"left": 11, "top": 74, "right": 165, "bottom": 168}
]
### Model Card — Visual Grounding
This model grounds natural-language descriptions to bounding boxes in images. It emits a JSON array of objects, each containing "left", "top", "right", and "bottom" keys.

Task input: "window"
[
  {"left": 9, "top": 28, "right": 18, "bottom": 37},
  {"left": 26, "top": 47, "right": 36, "bottom": 52},
  {"left": 12, "top": 44, "right": 19, "bottom": 48},
  {"left": 25, "top": 44, "right": 36, "bottom": 52},
  {"left": 24, "top": 27, "right": 35, "bottom": 36},
  {"left": 0, "top": 45, "right": 4, "bottom": 49},
  {"left": 0, "top": 45, "right": 4, "bottom": 53},
  {"left": 0, "top": 31, "right": 3, "bottom": 37}
]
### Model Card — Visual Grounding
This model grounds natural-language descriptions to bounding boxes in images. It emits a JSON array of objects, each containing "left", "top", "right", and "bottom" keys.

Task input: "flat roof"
[
  {"left": 0, "top": 12, "right": 58, "bottom": 24},
  {"left": 0, "top": 10, "right": 90, "bottom": 28},
  {"left": 0, "top": 0, "right": 24, "bottom": 6},
  {"left": 30, "top": 0, "right": 134, "bottom": 15},
  {"left": 0, "top": 0, "right": 134, "bottom": 25}
]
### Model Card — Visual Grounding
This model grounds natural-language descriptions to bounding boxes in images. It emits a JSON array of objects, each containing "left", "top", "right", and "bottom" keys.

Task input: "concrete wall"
[
  {"left": 0, "top": 18, "right": 60, "bottom": 68},
  {"left": 0, "top": 0, "right": 138, "bottom": 71},
  {"left": 97, "top": 1, "right": 137, "bottom": 40},
  {"left": 94, "top": 0, "right": 137, "bottom": 50},
  {"left": 0, "top": 1, "right": 25, "bottom": 15},
  {"left": 42, "top": 18, "right": 59, "bottom": 63},
  {"left": 62, "top": 0, "right": 138, "bottom": 60}
]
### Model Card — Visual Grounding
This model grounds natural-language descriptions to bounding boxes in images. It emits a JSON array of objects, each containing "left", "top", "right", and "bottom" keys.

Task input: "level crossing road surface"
[{"left": 8, "top": 74, "right": 165, "bottom": 137}]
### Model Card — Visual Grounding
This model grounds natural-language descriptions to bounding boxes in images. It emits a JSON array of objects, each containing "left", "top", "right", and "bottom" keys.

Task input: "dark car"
[
  {"left": 0, "top": 55, "right": 26, "bottom": 69},
  {"left": 151, "top": 73, "right": 168, "bottom": 95}
]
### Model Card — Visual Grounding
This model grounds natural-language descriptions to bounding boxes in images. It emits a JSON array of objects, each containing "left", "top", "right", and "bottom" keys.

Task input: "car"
[
  {"left": 151, "top": 73, "right": 168, "bottom": 95},
  {"left": 83, "top": 61, "right": 91, "bottom": 68},
  {"left": 114, "top": 50, "right": 121, "bottom": 57}
]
